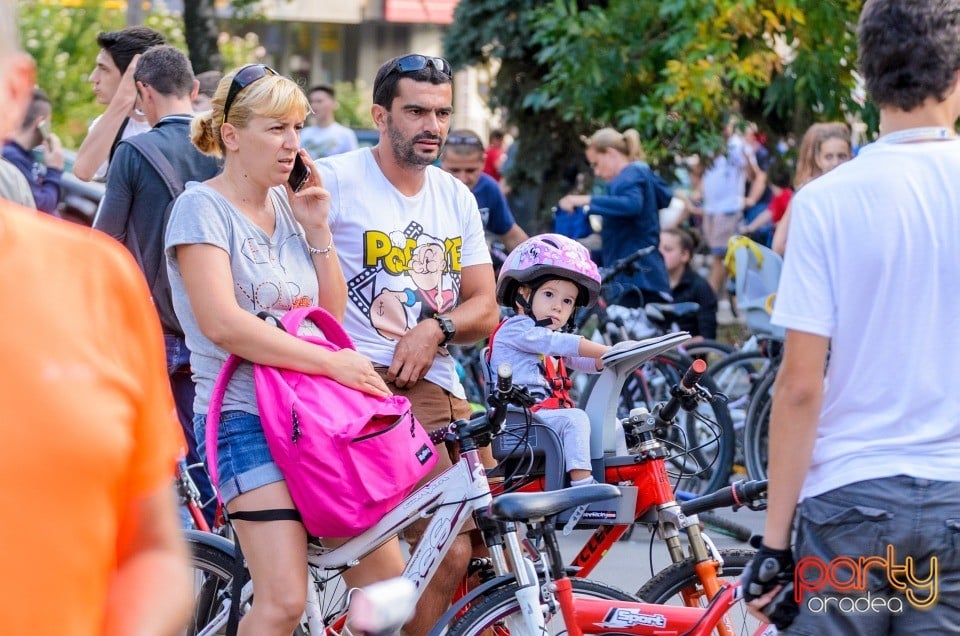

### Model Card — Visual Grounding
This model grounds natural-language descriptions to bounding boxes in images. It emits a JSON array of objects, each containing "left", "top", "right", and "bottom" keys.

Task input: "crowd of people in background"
[{"left": 9, "top": 0, "right": 955, "bottom": 632}]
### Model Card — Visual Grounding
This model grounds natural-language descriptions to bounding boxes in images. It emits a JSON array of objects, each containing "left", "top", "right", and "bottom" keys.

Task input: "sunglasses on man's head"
[
  {"left": 389, "top": 54, "right": 452, "bottom": 79},
  {"left": 222, "top": 64, "right": 279, "bottom": 125},
  {"left": 446, "top": 135, "right": 484, "bottom": 149}
]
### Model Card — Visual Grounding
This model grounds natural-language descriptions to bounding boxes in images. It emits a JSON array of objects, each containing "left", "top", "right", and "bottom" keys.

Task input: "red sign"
[{"left": 384, "top": 0, "right": 457, "bottom": 24}]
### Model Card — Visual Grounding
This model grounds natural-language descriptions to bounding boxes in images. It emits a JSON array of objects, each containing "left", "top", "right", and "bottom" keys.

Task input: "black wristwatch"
[{"left": 433, "top": 314, "right": 456, "bottom": 346}]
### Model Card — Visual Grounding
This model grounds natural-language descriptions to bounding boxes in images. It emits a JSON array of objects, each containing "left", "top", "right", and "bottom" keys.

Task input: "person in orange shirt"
[{"left": 0, "top": 10, "right": 192, "bottom": 636}]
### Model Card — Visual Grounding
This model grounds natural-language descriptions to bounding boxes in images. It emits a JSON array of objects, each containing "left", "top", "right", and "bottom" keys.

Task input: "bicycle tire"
[
  {"left": 636, "top": 549, "right": 770, "bottom": 635},
  {"left": 188, "top": 540, "right": 246, "bottom": 635},
  {"left": 705, "top": 350, "right": 775, "bottom": 471},
  {"left": 441, "top": 578, "right": 638, "bottom": 636},
  {"left": 187, "top": 538, "right": 329, "bottom": 635},
  {"left": 698, "top": 512, "right": 754, "bottom": 543},
  {"left": 683, "top": 339, "right": 736, "bottom": 368},
  {"left": 742, "top": 369, "right": 775, "bottom": 481}
]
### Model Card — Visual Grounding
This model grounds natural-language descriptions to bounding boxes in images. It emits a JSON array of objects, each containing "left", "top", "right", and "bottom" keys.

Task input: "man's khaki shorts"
[{"left": 375, "top": 369, "right": 474, "bottom": 544}]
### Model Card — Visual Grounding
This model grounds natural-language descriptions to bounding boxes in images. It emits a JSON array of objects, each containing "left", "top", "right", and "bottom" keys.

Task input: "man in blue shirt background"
[
  {"left": 441, "top": 129, "right": 528, "bottom": 254},
  {"left": 2, "top": 88, "right": 63, "bottom": 215}
]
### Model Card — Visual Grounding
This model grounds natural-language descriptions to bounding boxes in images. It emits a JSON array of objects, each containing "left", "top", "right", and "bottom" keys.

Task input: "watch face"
[{"left": 437, "top": 316, "right": 455, "bottom": 343}]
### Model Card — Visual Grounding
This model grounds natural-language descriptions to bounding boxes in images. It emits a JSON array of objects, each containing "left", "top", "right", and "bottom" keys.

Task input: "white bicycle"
[{"left": 184, "top": 365, "right": 629, "bottom": 635}]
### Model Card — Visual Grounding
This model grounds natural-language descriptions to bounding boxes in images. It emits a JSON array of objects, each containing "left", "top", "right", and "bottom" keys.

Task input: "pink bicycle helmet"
[{"left": 496, "top": 233, "right": 602, "bottom": 309}]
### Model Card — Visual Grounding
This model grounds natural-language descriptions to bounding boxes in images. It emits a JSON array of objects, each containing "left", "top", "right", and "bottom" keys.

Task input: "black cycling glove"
[{"left": 740, "top": 541, "right": 799, "bottom": 630}]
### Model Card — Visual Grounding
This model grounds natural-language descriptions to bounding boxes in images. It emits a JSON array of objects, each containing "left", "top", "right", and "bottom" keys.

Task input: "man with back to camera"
[
  {"left": 440, "top": 128, "right": 529, "bottom": 253},
  {"left": 300, "top": 83, "right": 359, "bottom": 159},
  {"left": 316, "top": 54, "right": 500, "bottom": 635},
  {"left": 73, "top": 25, "right": 165, "bottom": 182},
  {"left": 742, "top": 1, "right": 960, "bottom": 633},
  {"left": 2, "top": 88, "right": 63, "bottom": 214},
  {"left": 93, "top": 44, "right": 221, "bottom": 526}
]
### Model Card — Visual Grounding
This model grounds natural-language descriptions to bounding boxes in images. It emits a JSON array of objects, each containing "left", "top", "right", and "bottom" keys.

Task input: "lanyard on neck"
[{"left": 878, "top": 127, "right": 957, "bottom": 145}]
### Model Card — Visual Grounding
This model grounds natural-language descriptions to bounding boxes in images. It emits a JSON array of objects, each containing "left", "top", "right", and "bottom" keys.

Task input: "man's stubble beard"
[{"left": 387, "top": 115, "right": 440, "bottom": 170}]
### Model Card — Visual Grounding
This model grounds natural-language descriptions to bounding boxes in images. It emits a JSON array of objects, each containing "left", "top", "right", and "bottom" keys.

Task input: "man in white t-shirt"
[
  {"left": 73, "top": 26, "right": 163, "bottom": 182},
  {"left": 701, "top": 116, "right": 757, "bottom": 292},
  {"left": 317, "top": 54, "right": 499, "bottom": 635},
  {"left": 743, "top": 1, "right": 960, "bottom": 633},
  {"left": 299, "top": 84, "right": 358, "bottom": 159}
]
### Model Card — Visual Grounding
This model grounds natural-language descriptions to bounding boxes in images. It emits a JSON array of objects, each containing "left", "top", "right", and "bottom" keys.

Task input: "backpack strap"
[
  {"left": 107, "top": 116, "right": 130, "bottom": 166},
  {"left": 119, "top": 133, "right": 184, "bottom": 280},
  {"left": 205, "top": 353, "right": 243, "bottom": 497}
]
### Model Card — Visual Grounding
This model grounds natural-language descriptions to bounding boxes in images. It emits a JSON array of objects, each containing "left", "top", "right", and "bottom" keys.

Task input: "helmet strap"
[{"left": 516, "top": 283, "right": 554, "bottom": 328}]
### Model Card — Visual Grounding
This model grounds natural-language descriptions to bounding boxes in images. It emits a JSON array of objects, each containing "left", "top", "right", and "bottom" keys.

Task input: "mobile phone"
[
  {"left": 288, "top": 153, "right": 311, "bottom": 193},
  {"left": 37, "top": 119, "right": 50, "bottom": 142}
]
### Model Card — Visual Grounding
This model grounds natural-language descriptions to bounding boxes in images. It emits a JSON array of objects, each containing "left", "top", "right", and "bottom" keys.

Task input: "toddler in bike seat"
[{"left": 489, "top": 234, "right": 610, "bottom": 487}]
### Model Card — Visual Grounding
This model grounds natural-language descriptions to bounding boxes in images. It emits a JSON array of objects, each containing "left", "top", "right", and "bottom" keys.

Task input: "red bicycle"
[{"left": 432, "top": 355, "right": 769, "bottom": 636}]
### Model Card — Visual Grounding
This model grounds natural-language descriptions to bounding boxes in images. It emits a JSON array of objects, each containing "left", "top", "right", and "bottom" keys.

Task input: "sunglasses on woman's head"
[
  {"left": 222, "top": 64, "right": 279, "bottom": 125},
  {"left": 389, "top": 54, "right": 452, "bottom": 79}
]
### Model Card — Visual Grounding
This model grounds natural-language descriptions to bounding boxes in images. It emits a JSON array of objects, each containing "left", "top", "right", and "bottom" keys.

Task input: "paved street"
[{"left": 558, "top": 504, "right": 765, "bottom": 595}]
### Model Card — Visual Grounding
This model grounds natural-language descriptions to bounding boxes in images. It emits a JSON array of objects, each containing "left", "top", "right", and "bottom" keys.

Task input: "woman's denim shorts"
[{"left": 193, "top": 410, "right": 283, "bottom": 505}]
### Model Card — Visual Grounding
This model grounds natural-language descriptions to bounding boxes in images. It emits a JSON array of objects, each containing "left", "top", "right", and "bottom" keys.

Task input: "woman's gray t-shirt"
[{"left": 165, "top": 182, "right": 320, "bottom": 416}]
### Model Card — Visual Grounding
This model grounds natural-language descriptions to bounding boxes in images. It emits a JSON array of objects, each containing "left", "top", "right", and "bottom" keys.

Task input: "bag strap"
[
  {"left": 123, "top": 133, "right": 185, "bottom": 200},
  {"left": 120, "top": 134, "right": 184, "bottom": 278},
  {"left": 280, "top": 306, "right": 355, "bottom": 351},
  {"left": 108, "top": 116, "right": 130, "bottom": 165},
  {"left": 204, "top": 308, "right": 343, "bottom": 495},
  {"left": 205, "top": 353, "right": 243, "bottom": 496}
]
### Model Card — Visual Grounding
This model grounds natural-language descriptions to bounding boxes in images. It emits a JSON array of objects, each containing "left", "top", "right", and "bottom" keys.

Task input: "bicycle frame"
[
  {"left": 194, "top": 423, "right": 541, "bottom": 635},
  {"left": 488, "top": 335, "right": 745, "bottom": 636},
  {"left": 551, "top": 577, "right": 772, "bottom": 636}
]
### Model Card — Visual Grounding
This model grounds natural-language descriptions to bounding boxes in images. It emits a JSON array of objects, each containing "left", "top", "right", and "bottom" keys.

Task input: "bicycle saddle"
[
  {"left": 487, "top": 484, "right": 621, "bottom": 522},
  {"left": 645, "top": 302, "right": 700, "bottom": 323}
]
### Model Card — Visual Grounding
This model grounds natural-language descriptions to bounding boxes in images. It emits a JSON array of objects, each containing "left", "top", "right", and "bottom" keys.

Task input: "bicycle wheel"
[
  {"left": 622, "top": 352, "right": 735, "bottom": 495},
  {"left": 188, "top": 541, "right": 245, "bottom": 635},
  {"left": 187, "top": 538, "right": 329, "bottom": 635},
  {"left": 743, "top": 370, "right": 776, "bottom": 481},
  {"left": 683, "top": 339, "right": 736, "bottom": 368},
  {"left": 705, "top": 351, "right": 775, "bottom": 472},
  {"left": 442, "top": 578, "right": 638, "bottom": 636},
  {"left": 636, "top": 549, "right": 769, "bottom": 636}
]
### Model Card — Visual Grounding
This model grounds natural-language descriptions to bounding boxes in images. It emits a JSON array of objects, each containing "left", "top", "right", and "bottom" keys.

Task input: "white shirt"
[
  {"left": 773, "top": 137, "right": 960, "bottom": 499},
  {"left": 702, "top": 134, "right": 750, "bottom": 214},
  {"left": 318, "top": 149, "right": 491, "bottom": 398},
  {"left": 88, "top": 115, "right": 151, "bottom": 182}
]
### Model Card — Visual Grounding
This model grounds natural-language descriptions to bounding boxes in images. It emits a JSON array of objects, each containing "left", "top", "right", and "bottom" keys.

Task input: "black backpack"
[{"left": 121, "top": 134, "right": 185, "bottom": 336}]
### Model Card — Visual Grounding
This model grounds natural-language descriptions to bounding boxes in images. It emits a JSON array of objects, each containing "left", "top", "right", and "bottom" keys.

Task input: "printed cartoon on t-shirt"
[{"left": 346, "top": 221, "right": 462, "bottom": 342}]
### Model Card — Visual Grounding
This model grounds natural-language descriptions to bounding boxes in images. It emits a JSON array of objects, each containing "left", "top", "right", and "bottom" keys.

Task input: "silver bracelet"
[{"left": 306, "top": 237, "right": 334, "bottom": 256}]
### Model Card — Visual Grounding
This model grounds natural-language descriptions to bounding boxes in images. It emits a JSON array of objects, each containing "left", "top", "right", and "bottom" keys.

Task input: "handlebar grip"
[
  {"left": 680, "top": 480, "right": 768, "bottom": 516},
  {"left": 495, "top": 363, "right": 513, "bottom": 396},
  {"left": 656, "top": 359, "right": 707, "bottom": 423},
  {"left": 681, "top": 358, "right": 707, "bottom": 389}
]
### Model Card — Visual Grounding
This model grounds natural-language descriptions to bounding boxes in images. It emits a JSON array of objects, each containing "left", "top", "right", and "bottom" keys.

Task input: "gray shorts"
[
  {"left": 702, "top": 211, "right": 742, "bottom": 255},
  {"left": 786, "top": 475, "right": 960, "bottom": 635}
]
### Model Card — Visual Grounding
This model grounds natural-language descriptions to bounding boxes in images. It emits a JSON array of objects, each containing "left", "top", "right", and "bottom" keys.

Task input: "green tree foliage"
[
  {"left": 445, "top": 0, "right": 595, "bottom": 232},
  {"left": 532, "top": 0, "right": 869, "bottom": 161},
  {"left": 447, "top": 0, "right": 867, "bottom": 226},
  {"left": 17, "top": 1, "right": 264, "bottom": 149}
]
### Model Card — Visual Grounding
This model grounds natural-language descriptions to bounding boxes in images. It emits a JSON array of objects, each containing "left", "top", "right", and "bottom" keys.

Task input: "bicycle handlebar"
[
  {"left": 680, "top": 479, "right": 768, "bottom": 516},
  {"left": 600, "top": 245, "right": 658, "bottom": 284},
  {"left": 655, "top": 358, "right": 707, "bottom": 424}
]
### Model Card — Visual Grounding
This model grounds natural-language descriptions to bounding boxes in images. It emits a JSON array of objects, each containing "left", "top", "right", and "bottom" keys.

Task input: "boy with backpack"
[{"left": 94, "top": 45, "right": 220, "bottom": 522}]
